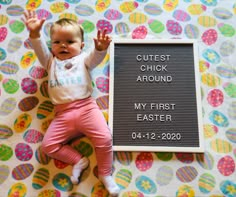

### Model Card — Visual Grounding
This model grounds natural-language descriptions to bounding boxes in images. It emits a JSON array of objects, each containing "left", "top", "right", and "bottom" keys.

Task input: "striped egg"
[
  {"left": 201, "top": 29, "right": 217, "bottom": 45},
  {"left": 122, "top": 191, "right": 144, "bottom": 197},
  {"left": 198, "top": 16, "right": 217, "bottom": 27},
  {"left": 53, "top": 173, "right": 73, "bottom": 191},
  {"left": 228, "top": 101, "right": 236, "bottom": 119},
  {"left": 65, "top": 0, "right": 80, "bottom": 3},
  {"left": 95, "top": 0, "right": 110, "bottom": 12},
  {"left": 187, "top": 4, "right": 206, "bottom": 15},
  {"left": 18, "top": 96, "right": 39, "bottom": 112},
  {"left": 203, "top": 124, "right": 218, "bottom": 138},
  {"left": 14, "top": 113, "right": 32, "bottom": 133},
  {"left": 217, "top": 23, "right": 235, "bottom": 37},
  {"left": 0, "top": 125, "right": 13, "bottom": 139},
  {"left": 35, "top": 146, "right": 51, "bottom": 164},
  {"left": 21, "top": 77, "right": 38, "bottom": 94},
  {"left": 213, "top": 7, "right": 233, "bottom": 19},
  {"left": 132, "top": 25, "right": 147, "bottom": 39},
  {"left": 36, "top": 9, "right": 52, "bottom": 20},
  {"left": 6, "top": 5, "right": 24, "bottom": 16},
  {"left": 23, "top": 129, "right": 44, "bottom": 143},
  {"left": 40, "top": 81, "right": 49, "bottom": 98},
  {"left": 196, "top": 151, "right": 214, "bottom": 170},
  {"left": 220, "top": 40, "right": 235, "bottom": 56},
  {"left": 29, "top": 66, "right": 48, "bottom": 79},
  {"left": 96, "top": 95, "right": 109, "bottom": 110},
  {"left": 41, "top": 118, "right": 53, "bottom": 133},
  {"left": 0, "top": 165, "right": 10, "bottom": 184},
  {"left": 38, "top": 189, "right": 60, "bottom": 197},
  {"left": 184, "top": 24, "right": 199, "bottom": 39},
  {"left": 135, "top": 175, "right": 157, "bottom": 194},
  {"left": 20, "top": 51, "right": 37, "bottom": 69},
  {"left": 210, "top": 139, "right": 232, "bottom": 153},
  {"left": 0, "top": 14, "right": 8, "bottom": 25},
  {"left": 0, "top": 27, "right": 7, "bottom": 42},
  {"left": 24, "top": 38, "right": 33, "bottom": 49},
  {"left": 226, "top": 128, "right": 236, "bottom": 143},
  {"left": 129, "top": 12, "right": 147, "bottom": 24},
  {"left": 32, "top": 168, "right": 49, "bottom": 189},
  {"left": 209, "top": 110, "right": 229, "bottom": 127},
  {"left": 69, "top": 192, "right": 88, "bottom": 197},
  {"left": 115, "top": 152, "right": 132, "bottom": 166},
  {"left": 79, "top": 20, "right": 95, "bottom": 33},
  {"left": 104, "top": 9, "right": 122, "bottom": 20},
  {"left": 9, "top": 20, "right": 25, "bottom": 33},
  {"left": 15, "top": 143, "right": 33, "bottom": 161},
  {"left": 176, "top": 153, "right": 194, "bottom": 163},
  {"left": 0, "top": 144, "right": 13, "bottom": 161},
  {"left": 201, "top": 0, "right": 217, "bottom": 6},
  {"left": 144, "top": 3, "right": 162, "bottom": 15},
  {"left": 96, "top": 19, "right": 113, "bottom": 33},
  {"left": 37, "top": 100, "right": 54, "bottom": 119},
  {"left": 115, "top": 22, "right": 130, "bottom": 36},
  {"left": 91, "top": 181, "right": 109, "bottom": 196},
  {"left": 50, "top": 2, "right": 69, "bottom": 13},
  {"left": 223, "top": 82, "right": 236, "bottom": 98},
  {"left": 198, "top": 173, "right": 215, "bottom": 194},
  {"left": 26, "top": 0, "right": 42, "bottom": 10},
  {"left": 7, "top": 37, "right": 22, "bottom": 53},
  {"left": 0, "top": 98, "right": 16, "bottom": 116},
  {"left": 199, "top": 60, "right": 210, "bottom": 73},
  {"left": 176, "top": 166, "right": 198, "bottom": 182},
  {"left": 202, "top": 49, "right": 220, "bottom": 64},
  {"left": 173, "top": 9, "right": 191, "bottom": 22},
  {"left": 12, "top": 163, "right": 34, "bottom": 180},
  {"left": 0, "top": 60, "right": 19, "bottom": 74},
  {"left": 2, "top": 78, "right": 19, "bottom": 94},
  {"left": 207, "top": 89, "right": 223, "bottom": 107},
  {"left": 156, "top": 166, "right": 173, "bottom": 186},
  {"left": 166, "top": 20, "right": 182, "bottom": 35},
  {"left": 8, "top": 183, "right": 27, "bottom": 197},
  {"left": 135, "top": 152, "right": 153, "bottom": 171},
  {"left": 54, "top": 159, "right": 69, "bottom": 169},
  {"left": 120, "top": 1, "right": 138, "bottom": 13},
  {"left": 71, "top": 139, "right": 93, "bottom": 157},
  {"left": 59, "top": 13, "right": 78, "bottom": 21},
  {"left": 0, "top": 48, "right": 6, "bottom": 61},
  {"left": 148, "top": 19, "right": 165, "bottom": 34},
  {"left": 163, "top": 0, "right": 179, "bottom": 12},
  {"left": 176, "top": 185, "right": 195, "bottom": 197},
  {"left": 201, "top": 73, "right": 221, "bottom": 87},
  {"left": 75, "top": 4, "right": 94, "bottom": 16},
  {"left": 115, "top": 169, "right": 132, "bottom": 189},
  {"left": 217, "top": 156, "right": 235, "bottom": 176}
]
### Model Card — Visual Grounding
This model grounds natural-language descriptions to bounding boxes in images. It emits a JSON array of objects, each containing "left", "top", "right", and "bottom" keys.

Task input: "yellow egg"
[
  {"left": 14, "top": 113, "right": 32, "bottom": 133},
  {"left": 120, "top": 1, "right": 138, "bottom": 13},
  {"left": 20, "top": 51, "right": 36, "bottom": 69},
  {"left": 203, "top": 124, "right": 218, "bottom": 138},
  {"left": 163, "top": 0, "right": 179, "bottom": 12},
  {"left": 26, "top": 0, "right": 42, "bottom": 10},
  {"left": 188, "top": 4, "right": 206, "bottom": 15},
  {"left": 95, "top": 0, "right": 111, "bottom": 12},
  {"left": 198, "top": 16, "right": 217, "bottom": 27},
  {"left": 210, "top": 138, "right": 232, "bottom": 153},
  {"left": 0, "top": 14, "right": 8, "bottom": 25},
  {"left": 59, "top": 13, "right": 78, "bottom": 21},
  {"left": 201, "top": 73, "right": 221, "bottom": 87},
  {"left": 8, "top": 183, "right": 27, "bottom": 197},
  {"left": 129, "top": 12, "right": 147, "bottom": 24}
]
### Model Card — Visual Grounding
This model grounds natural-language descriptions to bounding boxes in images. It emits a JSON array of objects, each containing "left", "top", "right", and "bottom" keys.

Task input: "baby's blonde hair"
[{"left": 50, "top": 18, "right": 84, "bottom": 42}]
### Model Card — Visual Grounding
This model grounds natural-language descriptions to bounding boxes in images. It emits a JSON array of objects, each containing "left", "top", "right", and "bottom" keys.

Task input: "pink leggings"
[{"left": 41, "top": 97, "right": 113, "bottom": 176}]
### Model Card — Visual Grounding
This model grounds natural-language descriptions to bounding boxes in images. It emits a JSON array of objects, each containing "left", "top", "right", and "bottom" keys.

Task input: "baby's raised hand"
[{"left": 94, "top": 29, "right": 112, "bottom": 51}]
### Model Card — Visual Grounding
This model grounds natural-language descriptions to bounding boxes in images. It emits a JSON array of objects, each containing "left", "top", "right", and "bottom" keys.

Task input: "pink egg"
[
  {"left": 217, "top": 155, "right": 235, "bottom": 176},
  {"left": 0, "top": 27, "right": 7, "bottom": 42},
  {"left": 96, "top": 76, "right": 109, "bottom": 93},
  {"left": 15, "top": 143, "right": 33, "bottom": 161},
  {"left": 135, "top": 152, "right": 153, "bottom": 171},
  {"left": 175, "top": 153, "right": 194, "bottom": 163},
  {"left": 104, "top": 9, "right": 122, "bottom": 20},
  {"left": 132, "top": 25, "right": 147, "bottom": 39},
  {"left": 166, "top": 20, "right": 182, "bottom": 35},
  {"left": 173, "top": 9, "right": 191, "bottom": 22},
  {"left": 96, "top": 19, "right": 113, "bottom": 33},
  {"left": 21, "top": 77, "right": 38, "bottom": 94},
  {"left": 201, "top": 29, "right": 218, "bottom": 45},
  {"left": 23, "top": 129, "right": 44, "bottom": 143},
  {"left": 207, "top": 89, "right": 224, "bottom": 107}
]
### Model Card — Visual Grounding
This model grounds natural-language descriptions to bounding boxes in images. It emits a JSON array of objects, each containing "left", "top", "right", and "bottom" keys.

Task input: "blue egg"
[
  {"left": 209, "top": 110, "right": 229, "bottom": 127},
  {"left": 202, "top": 49, "right": 221, "bottom": 64},
  {"left": 135, "top": 175, "right": 157, "bottom": 194},
  {"left": 0, "top": 48, "right": 7, "bottom": 61}
]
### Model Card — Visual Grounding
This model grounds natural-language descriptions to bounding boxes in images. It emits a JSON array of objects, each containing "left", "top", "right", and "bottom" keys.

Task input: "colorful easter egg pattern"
[
  {"left": 40, "top": 81, "right": 49, "bottom": 98},
  {"left": 0, "top": 48, "right": 7, "bottom": 61},
  {"left": 228, "top": 101, "right": 236, "bottom": 119},
  {"left": 0, "top": 144, "right": 13, "bottom": 161},
  {"left": 220, "top": 40, "right": 235, "bottom": 56},
  {"left": 21, "top": 77, "right": 38, "bottom": 94},
  {"left": 0, "top": 125, "right": 13, "bottom": 139},
  {"left": 217, "top": 156, "right": 235, "bottom": 176},
  {"left": 203, "top": 124, "right": 218, "bottom": 138},
  {"left": 175, "top": 153, "right": 194, "bottom": 163},
  {"left": 14, "top": 113, "right": 32, "bottom": 133},
  {"left": 173, "top": 9, "right": 191, "bottom": 22},
  {"left": 36, "top": 9, "right": 52, "bottom": 20},
  {"left": 129, "top": 12, "right": 147, "bottom": 24},
  {"left": 196, "top": 151, "right": 214, "bottom": 170},
  {"left": 96, "top": 19, "right": 113, "bottom": 33},
  {"left": 75, "top": 4, "right": 94, "bottom": 16},
  {"left": 216, "top": 64, "right": 236, "bottom": 78},
  {"left": 23, "top": 129, "right": 44, "bottom": 143},
  {"left": 115, "top": 168, "right": 132, "bottom": 189},
  {"left": 135, "top": 175, "right": 157, "bottom": 194},
  {"left": 226, "top": 128, "right": 236, "bottom": 143},
  {"left": 198, "top": 173, "right": 216, "bottom": 194},
  {"left": 201, "top": 0, "right": 217, "bottom": 6},
  {"left": 202, "top": 49, "right": 220, "bottom": 64},
  {"left": 95, "top": 0, "right": 110, "bottom": 12},
  {"left": 104, "top": 9, "right": 122, "bottom": 20},
  {"left": 119, "top": 1, "right": 138, "bottom": 13},
  {"left": 209, "top": 110, "right": 229, "bottom": 127},
  {"left": 199, "top": 60, "right": 210, "bottom": 73},
  {"left": 8, "top": 182, "right": 27, "bottom": 197},
  {"left": 184, "top": 24, "right": 199, "bottom": 38},
  {"left": 54, "top": 159, "right": 69, "bottom": 169},
  {"left": 135, "top": 152, "right": 153, "bottom": 171},
  {"left": 217, "top": 23, "right": 235, "bottom": 37},
  {"left": 32, "top": 168, "right": 49, "bottom": 189},
  {"left": 148, "top": 19, "right": 165, "bottom": 34},
  {"left": 18, "top": 96, "right": 39, "bottom": 112},
  {"left": 156, "top": 166, "right": 173, "bottom": 186},
  {"left": 213, "top": 7, "right": 233, "bottom": 20},
  {"left": 2, "top": 78, "right": 19, "bottom": 94},
  {"left": 26, "top": 0, "right": 42, "bottom": 10},
  {"left": 122, "top": 191, "right": 144, "bottom": 197},
  {"left": 0, "top": 61, "right": 19, "bottom": 74},
  {"left": 79, "top": 20, "right": 95, "bottom": 33},
  {"left": 207, "top": 89, "right": 224, "bottom": 107},
  {"left": 35, "top": 146, "right": 51, "bottom": 165},
  {"left": 210, "top": 139, "right": 232, "bottom": 153},
  {"left": 176, "top": 184, "right": 195, "bottom": 197},
  {"left": 0, "top": 14, "right": 8, "bottom": 25},
  {"left": 59, "top": 13, "right": 78, "bottom": 21},
  {"left": 7, "top": 37, "right": 22, "bottom": 53},
  {"left": 220, "top": 180, "right": 236, "bottom": 197},
  {"left": 91, "top": 181, "right": 109, "bottom": 196},
  {"left": 201, "top": 29, "right": 217, "bottom": 45},
  {"left": 6, "top": 5, "right": 24, "bottom": 16},
  {"left": 144, "top": 3, "right": 162, "bottom": 15},
  {"left": 50, "top": 2, "right": 69, "bottom": 13},
  {"left": 187, "top": 4, "right": 206, "bottom": 15},
  {"left": 198, "top": 16, "right": 217, "bottom": 27},
  {"left": 155, "top": 152, "right": 173, "bottom": 161},
  {"left": 20, "top": 51, "right": 37, "bottom": 69},
  {"left": 0, "top": 97, "right": 17, "bottom": 116},
  {"left": 69, "top": 192, "right": 87, "bottom": 197},
  {"left": 201, "top": 73, "right": 221, "bottom": 87},
  {"left": 38, "top": 189, "right": 61, "bottom": 197},
  {"left": 37, "top": 100, "right": 54, "bottom": 119},
  {"left": 71, "top": 140, "right": 93, "bottom": 157},
  {"left": 0, "top": 165, "right": 10, "bottom": 184},
  {"left": 96, "top": 95, "right": 109, "bottom": 110},
  {"left": 0, "top": 27, "right": 7, "bottom": 42},
  {"left": 166, "top": 20, "right": 182, "bottom": 35},
  {"left": 115, "top": 152, "right": 132, "bottom": 166},
  {"left": 163, "top": 0, "right": 179, "bottom": 12},
  {"left": 96, "top": 76, "right": 109, "bottom": 93},
  {"left": 29, "top": 66, "right": 48, "bottom": 79},
  {"left": 115, "top": 22, "right": 130, "bottom": 36},
  {"left": 176, "top": 166, "right": 198, "bottom": 182},
  {"left": 132, "top": 25, "right": 147, "bottom": 39},
  {"left": 9, "top": 20, "right": 25, "bottom": 33},
  {"left": 15, "top": 143, "right": 33, "bottom": 161},
  {"left": 12, "top": 163, "right": 34, "bottom": 180},
  {"left": 223, "top": 83, "right": 236, "bottom": 98}
]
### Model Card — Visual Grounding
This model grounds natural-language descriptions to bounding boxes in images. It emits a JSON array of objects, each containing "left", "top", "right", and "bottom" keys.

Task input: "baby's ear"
[{"left": 81, "top": 42, "right": 85, "bottom": 49}]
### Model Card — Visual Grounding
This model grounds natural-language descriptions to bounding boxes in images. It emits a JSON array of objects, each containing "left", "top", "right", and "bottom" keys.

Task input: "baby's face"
[{"left": 51, "top": 25, "right": 84, "bottom": 60}]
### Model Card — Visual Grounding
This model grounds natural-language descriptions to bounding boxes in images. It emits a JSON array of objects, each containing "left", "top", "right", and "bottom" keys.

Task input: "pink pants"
[{"left": 41, "top": 97, "right": 113, "bottom": 176}]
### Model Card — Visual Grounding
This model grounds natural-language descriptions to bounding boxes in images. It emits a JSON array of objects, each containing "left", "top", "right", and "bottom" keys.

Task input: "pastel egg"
[
  {"left": 184, "top": 24, "right": 199, "bottom": 39},
  {"left": 91, "top": 181, "right": 109, "bottom": 196},
  {"left": 202, "top": 48, "right": 220, "bottom": 64},
  {"left": 21, "top": 77, "right": 38, "bottom": 94},
  {"left": 166, "top": 20, "right": 182, "bottom": 35},
  {"left": 2, "top": 78, "right": 19, "bottom": 94},
  {"left": 129, "top": 12, "right": 147, "bottom": 24},
  {"left": 220, "top": 180, "right": 236, "bottom": 197},
  {"left": 35, "top": 146, "right": 51, "bottom": 164},
  {"left": 155, "top": 152, "right": 173, "bottom": 161},
  {"left": 6, "top": 5, "right": 24, "bottom": 16},
  {"left": 0, "top": 48, "right": 7, "bottom": 61},
  {"left": 199, "top": 60, "right": 210, "bottom": 72},
  {"left": 176, "top": 166, "right": 198, "bottom": 182},
  {"left": 176, "top": 184, "right": 195, "bottom": 197},
  {"left": 217, "top": 156, "right": 235, "bottom": 176},
  {"left": 156, "top": 166, "right": 173, "bottom": 186},
  {"left": 14, "top": 113, "right": 32, "bottom": 133},
  {"left": 198, "top": 173, "right": 215, "bottom": 194},
  {"left": 50, "top": 2, "right": 69, "bottom": 13},
  {"left": 54, "top": 159, "right": 69, "bottom": 169},
  {"left": 96, "top": 95, "right": 109, "bottom": 110},
  {"left": 120, "top": 1, "right": 138, "bottom": 13},
  {"left": 26, "top": 0, "right": 42, "bottom": 10},
  {"left": 210, "top": 139, "right": 232, "bottom": 153},
  {"left": 18, "top": 96, "right": 39, "bottom": 112},
  {"left": 207, "top": 89, "right": 223, "bottom": 107},
  {"left": 69, "top": 192, "right": 88, "bottom": 197},
  {"left": 115, "top": 22, "right": 130, "bottom": 36},
  {"left": 37, "top": 100, "right": 54, "bottom": 119},
  {"left": 196, "top": 151, "right": 214, "bottom": 170},
  {"left": 203, "top": 124, "right": 218, "bottom": 138},
  {"left": 59, "top": 13, "right": 78, "bottom": 21},
  {"left": 201, "top": 0, "right": 217, "bottom": 6},
  {"left": 38, "top": 189, "right": 60, "bottom": 197},
  {"left": 32, "top": 168, "right": 49, "bottom": 189},
  {"left": 24, "top": 38, "right": 33, "bottom": 49},
  {"left": 223, "top": 82, "right": 236, "bottom": 98},
  {"left": 0, "top": 14, "right": 8, "bottom": 25},
  {"left": 198, "top": 16, "right": 217, "bottom": 27},
  {"left": 0, "top": 98, "right": 16, "bottom": 116},
  {"left": 135, "top": 152, "right": 153, "bottom": 171},
  {"left": 29, "top": 66, "right": 48, "bottom": 79},
  {"left": 135, "top": 175, "right": 157, "bottom": 194},
  {"left": 0, "top": 27, "right": 7, "bottom": 42},
  {"left": 40, "top": 81, "right": 49, "bottom": 98},
  {"left": 144, "top": 3, "right": 162, "bottom": 15},
  {"left": 163, "top": 0, "right": 179, "bottom": 12},
  {"left": 36, "top": 9, "right": 52, "bottom": 20},
  {"left": 95, "top": 0, "right": 110, "bottom": 12},
  {"left": 0, "top": 125, "right": 13, "bottom": 139},
  {"left": 104, "top": 9, "right": 122, "bottom": 20},
  {"left": 132, "top": 25, "right": 147, "bottom": 39},
  {"left": 217, "top": 23, "right": 235, "bottom": 37},
  {"left": 201, "top": 29, "right": 217, "bottom": 45},
  {"left": 53, "top": 173, "right": 73, "bottom": 191},
  {"left": 226, "top": 128, "right": 236, "bottom": 143},
  {"left": 115, "top": 169, "right": 132, "bottom": 189},
  {"left": 96, "top": 19, "right": 113, "bottom": 33},
  {"left": 187, "top": 4, "right": 206, "bottom": 15},
  {"left": 23, "top": 129, "right": 44, "bottom": 143},
  {"left": 7, "top": 37, "right": 22, "bottom": 53},
  {"left": 173, "top": 10, "right": 191, "bottom": 22},
  {"left": 0, "top": 0, "right": 12, "bottom": 4},
  {"left": 8, "top": 183, "right": 27, "bottom": 197},
  {"left": 213, "top": 7, "right": 233, "bottom": 20},
  {"left": 0, "top": 165, "right": 10, "bottom": 184},
  {"left": 228, "top": 101, "right": 236, "bottom": 119},
  {"left": 209, "top": 110, "right": 229, "bottom": 127},
  {"left": 175, "top": 153, "right": 194, "bottom": 163},
  {"left": 65, "top": 0, "right": 81, "bottom": 3},
  {"left": 12, "top": 163, "right": 34, "bottom": 180},
  {"left": 0, "top": 144, "right": 13, "bottom": 161},
  {"left": 220, "top": 40, "right": 235, "bottom": 56},
  {"left": 121, "top": 191, "right": 144, "bottom": 197},
  {"left": 79, "top": 20, "right": 95, "bottom": 33},
  {"left": 9, "top": 20, "right": 25, "bottom": 33},
  {"left": 216, "top": 63, "right": 236, "bottom": 78},
  {"left": 115, "top": 152, "right": 132, "bottom": 166},
  {"left": 201, "top": 73, "right": 221, "bottom": 87},
  {"left": 148, "top": 19, "right": 165, "bottom": 34},
  {"left": 20, "top": 51, "right": 37, "bottom": 69},
  {"left": 15, "top": 143, "right": 33, "bottom": 161},
  {"left": 75, "top": 4, "right": 94, "bottom": 16},
  {"left": 71, "top": 139, "right": 93, "bottom": 157}
]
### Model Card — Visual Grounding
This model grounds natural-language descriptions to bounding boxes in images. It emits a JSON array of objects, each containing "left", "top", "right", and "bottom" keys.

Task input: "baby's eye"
[
  {"left": 67, "top": 40, "right": 74, "bottom": 44},
  {"left": 52, "top": 41, "right": 60, "bottom": 44}
]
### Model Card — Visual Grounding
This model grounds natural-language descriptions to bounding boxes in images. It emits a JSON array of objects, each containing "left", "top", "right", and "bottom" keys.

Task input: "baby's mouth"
[{"left": 60, "top": 51, "right": 69, "bottom": 54}]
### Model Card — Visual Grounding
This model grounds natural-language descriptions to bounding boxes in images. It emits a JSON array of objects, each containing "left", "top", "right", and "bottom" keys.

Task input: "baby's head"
[{"left": 50, "top": 18, "right": 85, "bottom": 60}]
